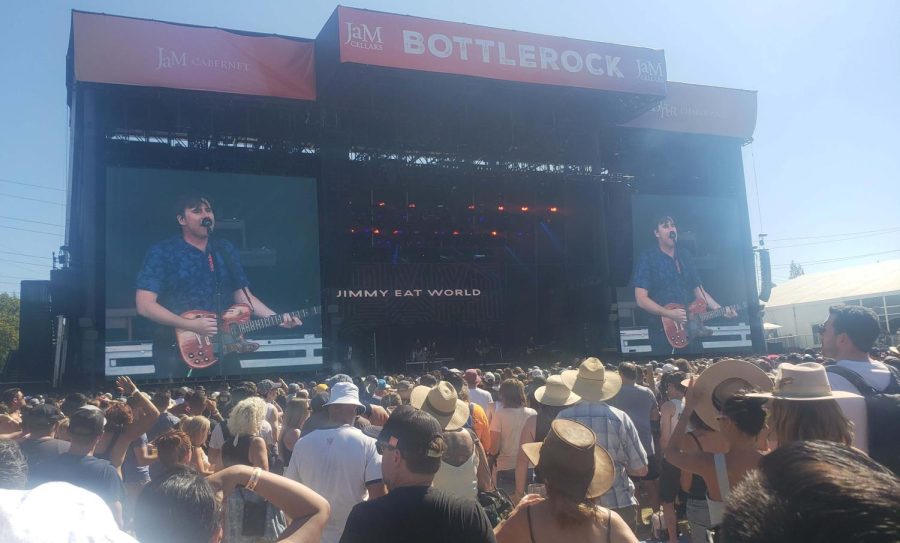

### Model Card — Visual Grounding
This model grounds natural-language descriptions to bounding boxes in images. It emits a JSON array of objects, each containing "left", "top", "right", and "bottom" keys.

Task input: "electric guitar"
[
  {"left": 175, "top": 303, "right": 321, "bottom": 369},
  {"left": 662, "top": 299, "right": 745, "bottom": 349}
]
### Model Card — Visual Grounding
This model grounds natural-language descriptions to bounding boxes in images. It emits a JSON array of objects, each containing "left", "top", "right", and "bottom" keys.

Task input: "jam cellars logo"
[
  {"left": 636, "top": 59, "right": 665, "bottom": 82},
  {"left": 344, "top": 22, "right": 384, "bottom": 51},
  {"left": 156, "top": 48, "right": 250, "bottom": 72}
]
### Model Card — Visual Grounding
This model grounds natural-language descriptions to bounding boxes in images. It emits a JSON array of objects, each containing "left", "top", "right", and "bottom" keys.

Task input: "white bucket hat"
[{"left": 323, "top": 382, "right": 365, "bottom": 409}]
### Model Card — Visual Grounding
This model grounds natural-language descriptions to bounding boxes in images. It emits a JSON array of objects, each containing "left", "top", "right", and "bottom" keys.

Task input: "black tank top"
[
  {"left": 687, "top": 432, "right": 708, "bottom": 499},
  {"left": 220, "top": 423, "right": 254, "bottom": 467}
]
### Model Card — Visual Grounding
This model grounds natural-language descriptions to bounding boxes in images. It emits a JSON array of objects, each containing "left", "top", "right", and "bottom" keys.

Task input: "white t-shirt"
[
  {"left": 468, "top": 387, "right": 494, "bottom": 416},
  {"left": 490, "top": 406, "right": 537, "bottom": 471},
  {"left": 284, "top": 425, "right": 382, "bottom": 543},
  {"left": 208, "top": 419, "right": 273, "bottom": 449},
  {"left": 827, "top": 359, "right": 893, "bottom": 454}
]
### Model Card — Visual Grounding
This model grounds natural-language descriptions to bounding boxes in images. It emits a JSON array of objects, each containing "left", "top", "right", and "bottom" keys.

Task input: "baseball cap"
[
  {"left": 257, "top": 379, "right": 283, "bottom": 396},
  {"left": 396, "top": 380, "right": 414, "bottom": 392},
  {"left": 377, "top": 405, "right": 446, "bottom": 459},
  {"left": 67, "top": 406, "right": 106, "bottom": 437},
  {"left": 22, "top": 404, "right": 63, "bottom": 428}
]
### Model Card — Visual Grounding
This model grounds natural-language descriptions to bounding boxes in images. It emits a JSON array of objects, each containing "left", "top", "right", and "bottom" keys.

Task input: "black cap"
[
  {"left": 22, "top": 404, "right": 63, "bottom": 428},
  {"left": 377, "top": 405, "right": 445, "bottom": 458}
]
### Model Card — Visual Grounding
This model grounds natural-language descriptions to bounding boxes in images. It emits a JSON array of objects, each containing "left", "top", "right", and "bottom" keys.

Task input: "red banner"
[
  {"left": 71, "top": 11, "right": 316, "bottom": 101},
  {"left": 621, "top": 82, "right": 757, "bottom": 139},
  {"left": 335, "top": 7, "right": 666, "bottom": 96}
]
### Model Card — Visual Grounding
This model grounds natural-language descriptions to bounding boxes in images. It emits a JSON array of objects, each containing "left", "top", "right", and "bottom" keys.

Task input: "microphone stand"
[{"left": 206, "top": 224, "right": 226, "bottom": 377}]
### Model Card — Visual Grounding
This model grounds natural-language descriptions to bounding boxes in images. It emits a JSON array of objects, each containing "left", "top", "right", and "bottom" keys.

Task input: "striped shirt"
[{"left": 557, "top": 401, "right": 648, "bottom": 508}]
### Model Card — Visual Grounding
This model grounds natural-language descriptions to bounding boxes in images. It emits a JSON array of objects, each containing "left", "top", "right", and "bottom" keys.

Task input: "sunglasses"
[{"left": 375, "top": 440, "right": 397, "bottom": 455}]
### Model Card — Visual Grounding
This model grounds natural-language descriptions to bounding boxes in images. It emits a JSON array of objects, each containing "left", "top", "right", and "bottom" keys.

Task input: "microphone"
[
  {"left": 669, "top": 231, "right": 677, "bottom": 241},
  {"left": 201, "top": 218, "right": 213, "bottom": 232}
]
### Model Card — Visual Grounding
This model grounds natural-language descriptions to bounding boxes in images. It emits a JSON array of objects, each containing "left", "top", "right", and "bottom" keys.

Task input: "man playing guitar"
[
  {"left": 632, "top": 215, "right": 736, "bottom": 354},
  {"left": 135, "top": 192, "right": 300, "bottom": 378}
]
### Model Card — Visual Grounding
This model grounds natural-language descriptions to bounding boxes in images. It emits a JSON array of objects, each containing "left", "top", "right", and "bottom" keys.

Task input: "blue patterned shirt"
[
  {"left": 632, "top": 246, "right": 701, "bottom": 307},
  {"left": 557, "top": 401, "right": 648, "bottom": 508},
  {"left": 135, "top": 236, "right": 249, "bottom": 315}
]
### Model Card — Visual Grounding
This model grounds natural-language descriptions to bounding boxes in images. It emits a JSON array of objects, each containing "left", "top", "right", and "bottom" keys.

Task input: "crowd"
[{"left": 0, "top": 304, "right": 898, "bottom": 542}]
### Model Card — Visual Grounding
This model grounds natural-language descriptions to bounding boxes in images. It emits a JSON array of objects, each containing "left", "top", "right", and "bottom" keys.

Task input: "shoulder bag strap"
[
  {"left": 713, "top": 453, "right": 730, "bottom": 502},
  {"left": 826, "top": 365, "right": 878, "bottom": 396}
]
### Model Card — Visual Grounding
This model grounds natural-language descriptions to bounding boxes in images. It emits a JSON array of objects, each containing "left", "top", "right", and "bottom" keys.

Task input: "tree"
[
  {"left": 789, "top": 260, "right": 805, "bottom": 279},
  {"left": 0, "top": 293, "right": 19, "bottom": 370}
]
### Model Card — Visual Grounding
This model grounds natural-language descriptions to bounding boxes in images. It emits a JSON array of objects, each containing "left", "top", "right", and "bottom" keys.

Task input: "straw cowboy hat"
[
  {"left": 521, "top": 419, "right": 615, "bottom": 499},
  {"left": 410, "top": 381, "right": 469, "bottom": 431},
  {"left": 689, "top": 359, "right": 772, "bottom": 431},
  {"left": 746, "top": 362, "right": 861, "bottom": 401},
  {"left": 534, "top": 375, "right": 581, "bottom": 407},
  {"left": 561, "top": 357, "right": 621, "bottom": 402}
]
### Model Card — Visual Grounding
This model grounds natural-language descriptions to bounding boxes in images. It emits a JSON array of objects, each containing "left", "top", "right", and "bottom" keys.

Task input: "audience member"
[
  {"left": 557, "top": 357, "right": 648, "bottom": 532},
  {"left": 721, "top": 440, "right": 900, "bottom": 543},
  {"left": 495, "top": 419, "right": 638, "bottom": 543},
  {"left": 489, "top": 379, "right": 537, "bottom": 496},
  {"left": 284, "top": 381, "right": 384, "bottom": 543},
  {"left": 340, "top": 405, "right": 496, "bottom": 543}
]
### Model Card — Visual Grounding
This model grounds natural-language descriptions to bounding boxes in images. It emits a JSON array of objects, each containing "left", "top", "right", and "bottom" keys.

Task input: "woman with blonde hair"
[
  {"left": 495, "top": 419, "right": 638, "bottom": 543},
  {"left": 222, "top": 397, "right": 269, "bottom": 471},
  {"left": 278, "top": 398, "right": 309, "bottom": 467},
  {"left": 747, "top": 362, "right": 857, "bottom": 448},
  {"left": 180, "top": 415, "right": 213, "bottom": 475}
]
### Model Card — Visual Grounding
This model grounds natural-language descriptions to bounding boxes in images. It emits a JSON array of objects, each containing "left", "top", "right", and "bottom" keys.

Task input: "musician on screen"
[
  {"left": 632, "top": 214, "right": 736, "bottom": 353},
  {"left": 135, "top": 192, "right": 300, "bottom": 377}
]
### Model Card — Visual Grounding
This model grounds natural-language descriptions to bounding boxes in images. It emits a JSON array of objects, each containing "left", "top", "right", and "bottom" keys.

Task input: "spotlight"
[
  {"left": 467, "top": 204, "right": 476, "bottom": 210},
  {"left": 373, "top": 228, "right": 381, "bottom": 235},
  {"left": 549, "top": 206, "right": 558, "bottom": 213},
  {"left": 520, "top": 206, "right": 529, "bottom": 212},
  {"left": 452, "top": 230, "right": 460, "bottom": 236},
  {"left": 392, "top": 229, "right": 400, "bottom": 236},
  {"left": 497, "top": 205, "right": 505, "bottom": 212},
  {"left": 408, "top": 203, "right": 416, "bottom": 208},
  {"left": 377, "top": 201, "right": 386, "bottom": 207},
  {"left": 350, "top": 227, "right": 357, "bottom": 234},
  {"left": 490, "top": 230, "right": 498, "bottom": 237}
]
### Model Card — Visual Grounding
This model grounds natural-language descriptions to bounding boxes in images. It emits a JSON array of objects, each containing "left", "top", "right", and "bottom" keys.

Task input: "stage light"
[
  {"left": 549, "top": 206, "right": 558, "bottom": 213},
  {"left": 491, "top": 230, "right": 498, "bottom": 237},
  {"left": 467, "top": 204, "right": 476, "bottom": 210},
  {"left": 392, "top": 229, "right": 400, "bottom": 236},
  {"left": 520, "top": 206, "right": 529, "bottom": 212},
  {"left": 350, "top": 227, "right": 357, "bottom": 234},
  {"left": 452, "top": 230, "right": 460, "bottom": 236},
  {"left": 373, "top": 228, "right": 381, "bottom": 235},
  {"left": 377, "top": 201, "right": 386, "bottom": 207},
  {"left": 408, "top": 203, "right": 416, "bottom": 208},
  {"left": 497, "top": 205, "right": 505, "bottom": 212}
]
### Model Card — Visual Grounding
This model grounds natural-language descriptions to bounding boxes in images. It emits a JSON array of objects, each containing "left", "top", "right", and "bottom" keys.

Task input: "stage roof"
[
  {"left": 766, "top": 259, "right": 900, "bottom": 308},
  {"left": 67, "top": 8, "right": 756, "bottom": 139}
]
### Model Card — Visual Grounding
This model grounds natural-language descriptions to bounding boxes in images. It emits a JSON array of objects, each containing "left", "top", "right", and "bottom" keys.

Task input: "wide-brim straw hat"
[
  {"left": 534, "top": 375, "right": 581, "bottom": 407},
  {"left": 689, "top": 359, "right": 772, "bottom": 431},
  {"left": 745, "top": 362, "right": 861, "bottom": 401},
  {"left": 410, "top": 381, "right": 469, "bottom": 431},
  {"left": 561, "top": 357, "right": 621, "bottom": 402},
  {"left": 522, "top": 419, "right": 614, "bottom": 499}
]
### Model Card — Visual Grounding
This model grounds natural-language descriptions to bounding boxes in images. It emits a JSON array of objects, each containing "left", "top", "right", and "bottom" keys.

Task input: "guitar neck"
[
  {"left": 699, "top": 303, "right": 744, "bottom": 322},
  {"left": 235, "top": 307, "right": 320, "bottom": 335}
]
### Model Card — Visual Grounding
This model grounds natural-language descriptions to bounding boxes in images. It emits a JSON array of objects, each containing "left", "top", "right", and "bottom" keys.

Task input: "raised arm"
[{"left": 209, "top": 465, "right": 330, "bottom": 543}]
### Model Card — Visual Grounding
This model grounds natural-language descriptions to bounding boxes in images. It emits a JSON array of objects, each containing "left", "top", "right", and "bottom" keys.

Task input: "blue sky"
[{"left": 1, "top": 0, "right": 898, "bottom": 295}]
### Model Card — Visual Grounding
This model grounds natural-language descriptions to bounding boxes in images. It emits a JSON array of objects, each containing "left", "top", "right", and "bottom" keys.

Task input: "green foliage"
[{"left": 0, "top": 293, "right": 20, "bottom": 370}]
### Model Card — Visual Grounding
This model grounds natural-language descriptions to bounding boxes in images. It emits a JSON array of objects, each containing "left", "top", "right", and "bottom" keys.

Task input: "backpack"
[{"left": 826, "top": 364, "right": 900, "bottom": 475}]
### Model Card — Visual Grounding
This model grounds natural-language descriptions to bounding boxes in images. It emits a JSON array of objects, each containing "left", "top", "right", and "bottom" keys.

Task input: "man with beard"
[
  {"left": 633, "top": 214, "right": 736, "bottom": 354},
  {"left": 135, "top": 192, "right": 300, "bottom": 378}
]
